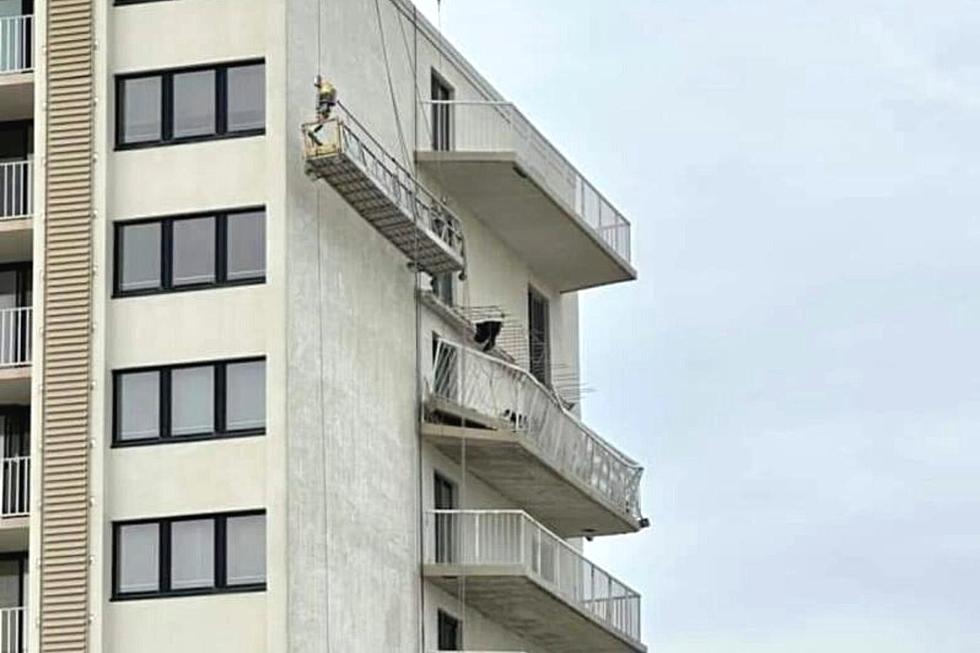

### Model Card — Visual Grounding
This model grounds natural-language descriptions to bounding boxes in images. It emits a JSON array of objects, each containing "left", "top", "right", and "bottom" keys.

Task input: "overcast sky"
[{"left": 410, "top": 1, "right": 980, "bottom": 651}]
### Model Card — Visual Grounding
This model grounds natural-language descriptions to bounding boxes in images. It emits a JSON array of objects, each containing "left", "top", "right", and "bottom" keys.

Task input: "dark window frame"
[
  {"left": 113, "top": 206, "right": 266, "bottom": 298},
  {"left": 112, "top": 356, "right": 266, "bottom": 448},
  {"left": 116, "top": 59, "right": 265, "bottom": 150},
  {"left": 111, "top": 510, "right": 266, "bottom": 601},
  {"left": 528, "top": 285, "right": 551, "bottom": 386},
  {"left": 430, "top": 69, "right": 454, "bottom": 152}
]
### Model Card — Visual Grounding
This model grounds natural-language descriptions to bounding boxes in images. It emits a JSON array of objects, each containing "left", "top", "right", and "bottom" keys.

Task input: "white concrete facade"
[{"left": 0, "top": 0, "right": 645, "bottom": 652}]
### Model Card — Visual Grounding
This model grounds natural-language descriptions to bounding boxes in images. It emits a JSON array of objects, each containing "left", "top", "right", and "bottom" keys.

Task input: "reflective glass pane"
[
  {"left": 170, "top": 519, "right": 215, "bottom": 590},
  {"left": 120, "top": 222, "right": 161, "bottom": 292},
  {"left": 122, "top": 76, "right": 162, "bottom": 144},
  {"left": 227, "top": 211, "right": 266, "bottom": 280},
  {"left": 226, "top": 360, "right": 265, "bottom": 431},
  {"left": 171, "top": 366, "right": 214, "bottom": 436},
  {"left": 226, "top": 514, "right": 266, "bottom": 586},
  {"left": 172, "top": 216, "right": 216, "bottom": 286},
  {"left": 173, "top": 70, "right": 216, "bottom": 138},
  {"left": 227, "top": 64, "right": 265, "bottom": 132},
  {"left": 118, "top": 523, "right": 159, "bottom": 594},
  {"left": 119, "top": 371, "right": 160, "bottom": 441}
]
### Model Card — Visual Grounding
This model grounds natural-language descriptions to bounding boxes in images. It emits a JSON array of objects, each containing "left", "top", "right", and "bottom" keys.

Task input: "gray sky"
[{"left": 411, "top": 1, "right": 980, "bottom": 651}]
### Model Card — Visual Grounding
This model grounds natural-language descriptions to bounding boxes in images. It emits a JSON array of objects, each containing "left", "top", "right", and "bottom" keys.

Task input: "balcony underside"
[
  {"left": 0, "top": 73, "right": 33, "bottom": 120},
  {"left": 0, "top": 368, "right": 29, "bottom": 403},
  {"left": 416, "top": 151, "right": 636, "bottom": 293},
  {"left": 425, "top": 565, "right": 645, "bottom": 653},
  {"left": 0, "top": 518, "right": 27, "bottom": 553},
  {"left": 423, "top": 415, "right": 641, "bottom": 537}
]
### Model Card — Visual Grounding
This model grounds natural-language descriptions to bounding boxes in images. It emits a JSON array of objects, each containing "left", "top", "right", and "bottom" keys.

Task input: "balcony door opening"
[
  {"left": 437, "top": 609, "right": 462, "bottom": 651},
  {"left": 0, "top": 407, "right": 27, "bottom": 516},
  {"left": 0, "top": 552, "right": 27, "bottom": 652},
  {"left": 528, "top": 286, "right": 551, "bottom": 386},
  {"left": 430, "top": 71, "right": 453, "bottom": 152},
  {"left": 0, "top": 122, "right": 32, "bottom": 219},
  {"left": 0, "top": 264, "right": 30, "bottom": 367},
  {"left": 433, "top": 473, "right": 457, "bottom": 564}
]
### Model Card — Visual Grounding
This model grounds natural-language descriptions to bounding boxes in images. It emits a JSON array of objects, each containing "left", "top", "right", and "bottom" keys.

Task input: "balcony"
[
  {"left": 0, "top": 606, "right": 26, "bottom": 652},
  {"left": 303, "top": 103, "right": 466, "bottom": 277},
  {"left": 417, "top": 100, "right": 635, "bottom": 292},
  {"left": 424, "top": 339, "right": 643, "bottom": 537},
  {"left": 0, "top": 160, "right": 33, "bottom": 262},
  {"left": 0, "top": 307, "right": 30, "bottom": 402},
  {"left": 424, "top": 510, "right": 644, "bottom": 653},
  {"left": 0, "top": 456, "right": 28, "bottom": 518},
  {"left": 0, "top": 14, "right": 33, "bottom": 119}
]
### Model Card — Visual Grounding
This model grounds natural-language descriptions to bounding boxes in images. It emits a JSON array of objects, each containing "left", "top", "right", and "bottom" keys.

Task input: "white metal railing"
[
  {"left": 430, "top": 338, "right": 643, "bottom": 521},
  {"left": 425, "top": 510, "right": 642, "bottom": 643},
  {"left": 0, "top": 15, "right": 32, "bottom": 74},
  {"left": 423, "top": 100, "right": 632, "bottom": 263},
  {"left": 303, "top": 102, "right": 466, "bottom": 266},
  {"left": 1, "top": 456, "right": 29, "bottom": 517},
  {"left": 0, "top": 606, "right": 26, "bottom": 653},
  {"left": 0, "top": 307, "right": 31, "bottom": 367},
  {"left": 0, "top": 161, "right": 33, "bottom": 219}
]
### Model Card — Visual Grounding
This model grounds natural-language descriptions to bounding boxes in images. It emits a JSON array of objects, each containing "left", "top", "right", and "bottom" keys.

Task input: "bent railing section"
[
  {"left": 425, "top": 509, "right": 642, "bottom": 643},
  {"left": 430, "top": 338, "right": 643, "bottom": 522},
  {"left": 423, "top": 100, "right": 631, "bottom": 263}
]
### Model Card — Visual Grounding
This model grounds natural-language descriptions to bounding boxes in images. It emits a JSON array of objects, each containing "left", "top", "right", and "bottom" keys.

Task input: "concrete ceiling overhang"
[{"left": 417, "top": 150, "right": 637, "bottom": 293}]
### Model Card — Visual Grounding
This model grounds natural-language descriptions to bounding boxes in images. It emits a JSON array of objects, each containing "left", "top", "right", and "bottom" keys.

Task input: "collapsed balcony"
[
  {"left": 424, "top": 339, "right": 644, "bottom": 537},
  {"left": 424, "top": 510, "right": 644, "bottom": 653}
]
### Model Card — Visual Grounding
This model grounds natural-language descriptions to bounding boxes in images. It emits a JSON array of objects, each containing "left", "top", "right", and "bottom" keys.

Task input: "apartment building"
[{"left": 0, "top": 0, "right": 646, "bottom": 651}]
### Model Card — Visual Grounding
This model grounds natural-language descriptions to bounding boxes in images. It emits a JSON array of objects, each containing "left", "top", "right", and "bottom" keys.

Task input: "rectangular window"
[
  {"left": 114, "top": 207, "right": 266, "bottom": 297},
  {"left": 528, "top": 286, "right": 551, "bottom": 386},
  {"left": 113, "top": 357, "right": 266, "bottom": 447},
  {"left": 437, "top": 610, "right": 462, "bottom": 651},
  {"left": 116, "top": 60, "right": 265, "bottom": 148},
  {"left": 431, "top": 71, "right": 454, "bottom": 151},
  {"left": 113, "top": 511, "right": 266, "bottom": 600}
]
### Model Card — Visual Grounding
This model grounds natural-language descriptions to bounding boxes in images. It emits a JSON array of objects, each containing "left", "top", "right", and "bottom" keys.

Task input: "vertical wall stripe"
[{"left": 40, "top": 0, "right": 94, "bottom": 651}]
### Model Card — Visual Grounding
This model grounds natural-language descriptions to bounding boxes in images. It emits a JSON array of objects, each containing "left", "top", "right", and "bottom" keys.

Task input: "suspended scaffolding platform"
[{"left": 303, "top": 103, "right": 466, "bottom": 276}]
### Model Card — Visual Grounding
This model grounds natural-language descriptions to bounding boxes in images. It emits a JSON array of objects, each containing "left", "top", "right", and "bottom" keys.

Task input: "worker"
[{"left": 316, "top": 77, "right": 338, "bottom": 121}]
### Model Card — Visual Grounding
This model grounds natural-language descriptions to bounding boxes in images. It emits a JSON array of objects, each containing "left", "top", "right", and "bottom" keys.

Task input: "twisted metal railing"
[
  {"left": 430, "top": 338, "right": 643, "bottom": 521},
  {"left": 425, "top": 509, "right": 642, "bottom": 643}
]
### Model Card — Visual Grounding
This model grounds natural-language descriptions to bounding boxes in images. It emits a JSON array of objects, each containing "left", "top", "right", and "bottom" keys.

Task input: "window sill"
[
  {"left": 111, "top": 583, "right": 267, "bottom": 602},
  {"left": 115, "top": 129, "right": 265, "bottom": 152},
  {"left": 112, "top": 428, "right": 265, "bottom": 449}
]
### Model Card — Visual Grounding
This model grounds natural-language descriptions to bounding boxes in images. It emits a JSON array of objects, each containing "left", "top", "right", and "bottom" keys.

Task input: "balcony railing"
[
  {"left": 1, "top": 456, "right": 28, "bottom": 517},
  {"left": 0, "top": 15, "right": 32, "bottom": 74},
  {"left": 0, "top": 307, "right": 31, "bottom": 367},
  {"left": 0, "top": 606, "right": 25, "bottom": 653},
  {"left": 0, "top": 161, "right": 33, "bottom": 219},
  {"left": 423, "top": 100, "right": 631, "bottom": 263},
  {"left": 426, "top": 510, "right": 642, "bottom": 643},
  {"left": 430, "top": 338, "right": 643, "bottom": 522}
]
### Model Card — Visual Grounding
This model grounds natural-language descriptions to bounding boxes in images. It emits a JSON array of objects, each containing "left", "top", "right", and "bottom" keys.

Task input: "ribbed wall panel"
[{"left": 40, "top": 0, "right": 94, "bottom": 651}]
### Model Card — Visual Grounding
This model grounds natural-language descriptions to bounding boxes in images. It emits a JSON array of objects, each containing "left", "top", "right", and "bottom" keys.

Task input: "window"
[
  {"left": 113, "top": 358, "right": 266, "bottom": 446},
  {"left": 528, "top": 287, "right": 551, "bottom": 386},
  {"left": 430, "top": 71, "right": 454, "bottom": 151},
  {"left": 437, "top": 610, "right": 462, "bottom": 651},
  {"left": 116, "top": 61, "right": 265, "bottom": 148},
  {"left": 431, "top": 272, "right": 454, "bottom": 306},
  {"left": 433, "top": 473, "right": 457, "bottom": 564},
  {"left": 114, "top": 208, "right": 266, "bottom": 296},
  {"left": 113, "top": 511, "right": 266, "bottom": 600}
]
